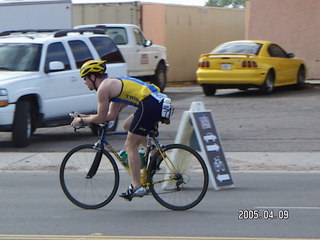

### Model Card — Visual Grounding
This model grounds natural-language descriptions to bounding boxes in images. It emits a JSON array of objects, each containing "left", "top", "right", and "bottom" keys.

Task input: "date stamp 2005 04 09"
[{"left": 238, "top": 209, "right": 289, "bottom": 220}]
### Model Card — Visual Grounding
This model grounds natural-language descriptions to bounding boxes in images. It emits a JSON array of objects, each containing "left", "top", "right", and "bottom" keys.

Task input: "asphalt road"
[
  {"left": 0, "top": 171, "right": 319, "bottom": 239},
  {"left": 0, "top": 84, "right": 320, "bottom": 239}
]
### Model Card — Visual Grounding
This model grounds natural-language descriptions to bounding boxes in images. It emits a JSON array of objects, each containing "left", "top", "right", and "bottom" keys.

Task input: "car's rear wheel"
[
  {"left": 152, "top": 63, "right": 167, "bottom": 92},
  {"left": 202, "top": 84, "right": 217, "bottom": 96},
  {"left": 260, "top": 71, "right": 274, "bottom": 94}
]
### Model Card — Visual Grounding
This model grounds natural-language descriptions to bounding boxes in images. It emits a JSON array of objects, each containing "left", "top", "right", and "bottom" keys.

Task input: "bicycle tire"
[
  {"left": 59, "top": 144, "right": 119, "bottom": 209},
  {"left": 147, "top": 144, "right": 209, "bottom": 211}
]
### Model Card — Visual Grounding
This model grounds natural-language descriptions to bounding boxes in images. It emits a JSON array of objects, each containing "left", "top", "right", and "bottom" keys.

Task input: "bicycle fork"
[
  {"left": 86, "top": 150, "right": 102, "bottom": 179},
  {"left": 86, "top": 141, "right": 105, "bottom": 179}
]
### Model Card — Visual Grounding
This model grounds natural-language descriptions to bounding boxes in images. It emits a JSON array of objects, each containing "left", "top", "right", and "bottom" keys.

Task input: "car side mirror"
[
  {"left": 144, "top": 40, "right": 152, "bottom": 47},
  {"left": 46, "top": 61, "right": 65, "bottom": 73},
  {"left": 287, "top": 53, "right": 295, "bottom": 58}
]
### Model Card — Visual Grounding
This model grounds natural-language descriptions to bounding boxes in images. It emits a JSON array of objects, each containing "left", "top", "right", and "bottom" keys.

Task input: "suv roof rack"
[
  {"left": 0, "top": 29, "right": 105, "bottom": 37},
  {"left": 0, "top": 29, "right": 60, "bottom": 37},
  {"left": 54, "top": 29, "right": 105, "bottom": 37}
]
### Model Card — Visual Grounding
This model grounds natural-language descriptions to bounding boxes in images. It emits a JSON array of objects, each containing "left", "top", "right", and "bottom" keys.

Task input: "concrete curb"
[{"left": 306, "top": 80, "right": 320, "bottom": 87}]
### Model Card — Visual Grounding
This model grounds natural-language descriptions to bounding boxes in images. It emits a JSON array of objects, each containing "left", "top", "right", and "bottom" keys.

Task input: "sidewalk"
[
  {"left": 306, "top": 79, "right": 320, "bottom": 86},
  {"left": 1, "top": 151, "right": 319, "bottom": 172}
]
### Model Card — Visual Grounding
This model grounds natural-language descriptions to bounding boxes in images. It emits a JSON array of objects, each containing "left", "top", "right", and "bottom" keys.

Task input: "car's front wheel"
[
  {"left": 260, "top": 71, "right": 274, "bottom": 94},
  {"left": 202, "top": 84, "right": 217, "bottom": 96},
  {"left": 12, "top": 100, "right": 32, "bottom": 147}
]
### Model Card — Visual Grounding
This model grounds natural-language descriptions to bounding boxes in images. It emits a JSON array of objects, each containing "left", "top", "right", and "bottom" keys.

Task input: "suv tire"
[{"left": 12, "top": 100, "right": 32, "bottom": 147}]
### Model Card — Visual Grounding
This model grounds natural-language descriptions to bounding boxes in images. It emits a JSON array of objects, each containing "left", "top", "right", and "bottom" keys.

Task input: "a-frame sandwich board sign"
[{"left": 174, "top": 101, "right": 234, "bottom": 190}]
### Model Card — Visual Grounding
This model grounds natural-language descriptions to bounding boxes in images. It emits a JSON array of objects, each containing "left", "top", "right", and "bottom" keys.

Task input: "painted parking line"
[{"left": 0, "top": 236, "right": 318, "bottom": 240}]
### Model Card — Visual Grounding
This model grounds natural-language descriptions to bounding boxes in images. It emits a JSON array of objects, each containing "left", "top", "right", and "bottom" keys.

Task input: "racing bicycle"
[{"left": 59, "top": 121, "right": 209, "bottom": 211}]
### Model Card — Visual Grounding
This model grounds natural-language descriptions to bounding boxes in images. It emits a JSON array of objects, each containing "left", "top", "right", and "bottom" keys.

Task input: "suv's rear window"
[
  {"left": 212, "top": 42, "right": 262, "bottom": 55},
  {"left": 90, "top": 37, "right": 125, "bottom": 63},
  {"left": 0, "top": 43, "right": 42, "bottom": 71}
]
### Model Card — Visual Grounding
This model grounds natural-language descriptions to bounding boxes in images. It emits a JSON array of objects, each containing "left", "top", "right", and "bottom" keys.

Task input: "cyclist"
[{"left": 71, "top": 60, "right": 170, "bottom": 200}]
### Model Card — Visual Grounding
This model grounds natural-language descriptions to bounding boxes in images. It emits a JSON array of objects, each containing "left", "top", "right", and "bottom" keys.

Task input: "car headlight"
[{"left": 0, "top": 89, "right": 9, "bottom": 107}]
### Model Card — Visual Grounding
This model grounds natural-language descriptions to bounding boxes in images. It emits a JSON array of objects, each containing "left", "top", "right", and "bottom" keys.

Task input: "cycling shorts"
[{"left": 129, "top": 95, "right": 162, "bottom": 136}]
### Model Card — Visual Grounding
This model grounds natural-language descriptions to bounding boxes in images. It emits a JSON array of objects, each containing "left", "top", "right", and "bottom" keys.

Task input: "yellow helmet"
[{"left": 80, "top": 60, "right": 107, "bottom": 78}]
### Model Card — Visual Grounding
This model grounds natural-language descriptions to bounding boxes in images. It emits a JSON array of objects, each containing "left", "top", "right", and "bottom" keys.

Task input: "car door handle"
[{"left": 71, "top": 77, "right": 77, "bottom": 82}]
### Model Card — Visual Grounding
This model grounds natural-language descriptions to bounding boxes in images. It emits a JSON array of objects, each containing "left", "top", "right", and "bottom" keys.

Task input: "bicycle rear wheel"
[
  {"left": 147, "top": 144, "right": 209, "bottom": 210},
  {"left": 60, "top": 144, "right": 119, "bottom": 209}
]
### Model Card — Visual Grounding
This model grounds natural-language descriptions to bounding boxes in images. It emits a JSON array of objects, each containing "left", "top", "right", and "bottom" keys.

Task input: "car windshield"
[
  {"left": 0, "top": 43, "right": 42, "bottom": 71},
  {"left": 212, "top": 42, "right": 262, "bottom": 55}
]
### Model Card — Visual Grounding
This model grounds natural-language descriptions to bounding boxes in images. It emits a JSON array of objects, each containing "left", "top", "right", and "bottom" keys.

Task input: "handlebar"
[
  {"left": 69, "top": 112, "right": 110, "bottom": 133},
  {"left": 69, "top": 112, "right": 84, "bottom": 132}
]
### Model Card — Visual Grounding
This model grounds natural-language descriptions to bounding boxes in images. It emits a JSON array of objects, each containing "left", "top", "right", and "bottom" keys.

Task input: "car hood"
[
  {"left": 0, "top": 71, "right": 38, "bottom": 86},
  {"left": 150, "top": 44, "right": 166, "bottom": 51}
]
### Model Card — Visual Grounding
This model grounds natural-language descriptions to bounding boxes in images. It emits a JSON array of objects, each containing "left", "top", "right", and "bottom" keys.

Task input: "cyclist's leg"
[
  {"left": 125, "top": 132, "right": 146, "bottom": 189},
  {"left": 126, "top": 95, "right": 162, "bottom": 176},
  {"left": 122, "top": 113, "right": 146, "bottom": 190},
  {"left": 119, "top": 132, "right": 147, "bottom": 200},
  {"left": 120, "top": 96, "right": 161, "bottom": 200},
  {"left": 122, "top": 113, "right": 133, "bottom": 132}
]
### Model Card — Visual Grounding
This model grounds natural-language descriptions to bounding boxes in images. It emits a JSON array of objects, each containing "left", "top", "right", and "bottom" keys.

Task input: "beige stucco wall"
[
  {"left": 141, "top": 4, "right": 166, "bottom": 46},
  {"left": 246, "top": 0, "right": 320, "bottom": 79}
]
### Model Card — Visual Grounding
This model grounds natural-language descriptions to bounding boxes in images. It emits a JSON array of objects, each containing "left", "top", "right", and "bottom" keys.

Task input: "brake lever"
[
  {"left": 73, "top": 126, "right": 81, "bottom": 133},
  {"left": 69, "top": 112, "right": 80, "bottom": 118},
  {"left": 69, "top": 112, "right": 82, "bottom": 132}
]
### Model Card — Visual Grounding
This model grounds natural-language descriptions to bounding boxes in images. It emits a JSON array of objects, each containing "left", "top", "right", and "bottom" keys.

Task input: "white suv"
[{"left": 0, "top": 29, "right": 128, "bottom": 147}]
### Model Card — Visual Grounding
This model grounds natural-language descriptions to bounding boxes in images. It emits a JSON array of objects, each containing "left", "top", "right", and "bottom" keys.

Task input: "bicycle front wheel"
[
  {"left": 147, "top": 144, "right": 209, "bottom": 211},
  {"left": 60, "top": 144, "right": 119, "bottom": 209}
]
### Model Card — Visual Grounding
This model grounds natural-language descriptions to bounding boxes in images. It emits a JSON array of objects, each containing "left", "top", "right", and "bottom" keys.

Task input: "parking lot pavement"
[
  {"left": 1, "top": 151, "right": 320, "bottom": 172},
  {"left": 1, "top": 81, "right": 320, "bottom": 172}
]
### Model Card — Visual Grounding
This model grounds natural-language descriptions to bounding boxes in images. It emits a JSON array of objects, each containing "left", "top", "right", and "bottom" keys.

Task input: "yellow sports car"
[{"left": 196, "top": 40, "right": 306, "bottom": 95}]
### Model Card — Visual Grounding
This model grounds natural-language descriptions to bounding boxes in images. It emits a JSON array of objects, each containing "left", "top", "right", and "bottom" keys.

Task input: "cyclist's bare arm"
[{"left": 71, "top": 78, "right": 122, "bottom": 126}]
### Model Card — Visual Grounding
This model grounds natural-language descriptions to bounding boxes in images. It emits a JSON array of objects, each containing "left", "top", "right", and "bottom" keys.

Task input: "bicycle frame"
[{"left": 90, "top": 122, "right": 178, "bottom": 187}]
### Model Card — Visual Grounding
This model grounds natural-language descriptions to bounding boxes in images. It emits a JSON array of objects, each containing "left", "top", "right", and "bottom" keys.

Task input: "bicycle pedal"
[{"left": 120, "top": 196, "right": 133, "bottom": 201}]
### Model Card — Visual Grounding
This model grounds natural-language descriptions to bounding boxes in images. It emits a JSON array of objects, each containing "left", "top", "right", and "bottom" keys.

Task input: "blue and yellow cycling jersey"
[{"left": 111, "top": 77, "right": 165, "bottom": 107}]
